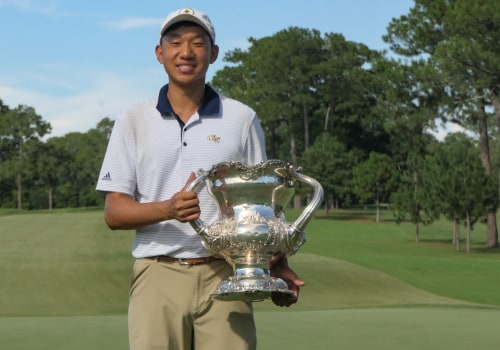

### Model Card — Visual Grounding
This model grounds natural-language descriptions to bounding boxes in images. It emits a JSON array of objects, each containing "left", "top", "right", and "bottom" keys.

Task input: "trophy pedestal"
[
  {"left": 211, "top": 262, "right": 294, "bottom": 302},
  {"left": 212, "top": 275, "right": 293, "bottom": 302}
]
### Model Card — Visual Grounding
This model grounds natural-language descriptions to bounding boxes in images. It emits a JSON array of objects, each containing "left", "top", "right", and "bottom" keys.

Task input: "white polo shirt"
[{"left": 96, "top": 84, "right": 267, "bottom": 258}]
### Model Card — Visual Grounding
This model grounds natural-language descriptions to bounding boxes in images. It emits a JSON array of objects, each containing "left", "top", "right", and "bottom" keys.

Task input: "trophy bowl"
[{"left": 187, "top": 160, "right": 323, "bottom": 302}]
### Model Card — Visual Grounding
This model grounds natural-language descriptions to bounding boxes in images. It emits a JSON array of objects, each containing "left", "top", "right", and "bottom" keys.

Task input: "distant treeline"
[{"left": 1, "top": 0, "right": 498, "bottom": 247}]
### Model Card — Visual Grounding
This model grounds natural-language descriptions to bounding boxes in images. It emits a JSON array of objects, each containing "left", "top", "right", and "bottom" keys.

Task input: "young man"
[{"left": 96, "top": 8, "right": 304, "bottom": 350}]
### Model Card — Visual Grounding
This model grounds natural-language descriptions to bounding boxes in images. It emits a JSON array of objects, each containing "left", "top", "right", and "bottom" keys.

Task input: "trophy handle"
[
  {"left": 290, "top": 172, "right": 324, "bottom": 235},
  {"left": 185, "top": 172, "right": 209, "bottom": 236}
]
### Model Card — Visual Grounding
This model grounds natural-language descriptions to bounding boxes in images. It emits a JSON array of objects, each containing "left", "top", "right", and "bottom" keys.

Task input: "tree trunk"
[
  {"left": 323, "top": 195, "right": 331, "bottom": 214},
  {"left": 294, "top": 194, "right": 301, "bottom": 210},
  {"left": 486, "top": 215, "right": 499, "bottom": 248},
  {"left": 413, "top": 170, "right": 419, "bottom": 242},
  {"left": 477, "top": 97, "right": 499, "bottom": 248},
  {"left": 466, "top": 211, "right": 471, "bottom": 253},
  {"left": 303, "top": 102, "right": 310, "bottom": 149},
  {"left": 453, "top": 219, "right": 460, "bottom": 252},
  {"left": 324, "top": 102, "right": 332, "bottom": 132},
  {"left": 16, "top": 173, "right": 22, "bottom": 210},
  {"left": 270, "top": 122, "right": 278, "bottom": 159},
  {"left": 290, "top": 134, "right": 297, "bottom": 166},
  {"left": 16, "top": 143, "right": 23, "bottom": 210},
  {"left": 375, "top": 197, "right": 380, "bottom": 223},
  {"left": 452, "top": 220, "right": 456, "bottom": 244},
  {"left": 48, "top": 187, "right": 53, "bottom": 210}
]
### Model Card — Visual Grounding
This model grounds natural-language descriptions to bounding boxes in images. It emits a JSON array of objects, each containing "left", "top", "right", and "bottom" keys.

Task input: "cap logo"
[{"left": 180, "top": 8, "right": 194, "bottom": 15}]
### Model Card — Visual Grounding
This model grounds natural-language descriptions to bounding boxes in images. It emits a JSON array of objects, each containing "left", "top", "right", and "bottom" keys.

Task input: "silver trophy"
[{"left": 187, "top": 160, "right": 323, "bottom": 302}]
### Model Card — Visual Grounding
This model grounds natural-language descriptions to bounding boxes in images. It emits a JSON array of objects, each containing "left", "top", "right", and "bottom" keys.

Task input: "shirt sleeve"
[
  {"left": 243, "top": 114, "right": 268, "bottom": 165},
  {"left": 95, "top": 113, "right": 137, "bottom": 196}
]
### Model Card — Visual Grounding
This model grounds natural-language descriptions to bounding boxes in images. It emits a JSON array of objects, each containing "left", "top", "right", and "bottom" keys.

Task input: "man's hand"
[
  {"left": 104, "top": 172, "right": 201, "bottom": 229},
  {"left": 170, "top": 172, "right": 201, "bottom": 223},
  {"left": 270, "top": 255, "right": 305, "bottom": 307}
]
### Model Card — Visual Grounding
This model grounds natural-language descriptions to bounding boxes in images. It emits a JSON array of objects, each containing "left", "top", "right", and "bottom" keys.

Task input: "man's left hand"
[{"left": 269, "top": 256, "right": 305, "bottom": 307}]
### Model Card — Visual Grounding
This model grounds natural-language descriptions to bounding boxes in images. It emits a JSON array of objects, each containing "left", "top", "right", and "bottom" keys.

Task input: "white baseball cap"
[{"left": 160, "top": 8, "right": 216, "bottom": 43}]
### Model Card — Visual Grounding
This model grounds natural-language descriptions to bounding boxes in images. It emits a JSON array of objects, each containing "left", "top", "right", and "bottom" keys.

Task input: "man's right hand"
[{"left": 169, "top": 172, "right": 200, "bottom": 222}]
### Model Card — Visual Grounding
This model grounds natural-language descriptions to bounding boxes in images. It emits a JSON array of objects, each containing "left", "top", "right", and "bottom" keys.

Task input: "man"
[{"left": 96, "top": 7, "right": 304, "bottom": 350}]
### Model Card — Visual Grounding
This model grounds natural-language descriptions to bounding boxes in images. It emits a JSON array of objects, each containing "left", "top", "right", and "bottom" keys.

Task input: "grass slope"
[
  {"left": 1, "top": 208, "right": 500, "bottom": 349},
  {"left": 0, "top": 210, "right": 134, "bottom": 316},
  {"left": 254, "top": 253, "right": 474, "bottom": 312},
  {"left": 2, "top": 209, "right": 492, "bottom": 316},
  {"left": 300, "top": 209, "right": 500, "bottom": 306}
]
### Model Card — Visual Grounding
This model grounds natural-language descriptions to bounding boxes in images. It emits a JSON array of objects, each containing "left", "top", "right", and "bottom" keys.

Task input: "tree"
[
  {"left": 315, "top": 33, "right": 389, "bottom": 154},
  {"left": 212, "top": 27, "right": 391, "bottom": 210},
  {"left": 423, "top": 133, "right": 498, "bottom": 252},
  {"left": 373, "top": 58, "right": 441, "bottom": 240},
  {"left": 47, "top": 119, "right": 111, "bottom": 208},
  {"left": 0, "top": 99, "right": 9, "bottom": 115},
  {"left": 0, "top": 100, "right": 14, "bottom": 207},
  {"left": 390, "top": 165, "right": 435, "bottom": 243},
  {"left": 0, "top": 105, "right": 51, "bottom": 209},
  {"left": 23, "top": 139, "right": 71, "bottom": 209},
  {"left": 300, "top": 133, "right": 361, "bottom": 212},
  {"left": 384, "top": 0, "right": 500, "bottom": 247},
  {"left": 352, "top": 152, "right": 398, "bottom": 222},
  {"left": 212, "top": 27, "right": 325, "bottom": 162}
]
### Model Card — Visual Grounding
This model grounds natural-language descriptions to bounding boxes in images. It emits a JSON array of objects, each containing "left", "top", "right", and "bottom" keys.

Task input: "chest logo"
[{"left": 207, "top": 134, "right": 221, "bottom": 143}]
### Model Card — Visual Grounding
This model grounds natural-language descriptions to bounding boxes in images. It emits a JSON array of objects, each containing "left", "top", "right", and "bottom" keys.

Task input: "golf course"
[{"left": 1, "top": 208, "right": 499, "bottom": 349}]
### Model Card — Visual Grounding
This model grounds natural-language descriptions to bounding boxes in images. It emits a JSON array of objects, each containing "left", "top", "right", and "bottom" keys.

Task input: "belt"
[{"left": 148, "top": 256, "right": 222, "bottom": 265}]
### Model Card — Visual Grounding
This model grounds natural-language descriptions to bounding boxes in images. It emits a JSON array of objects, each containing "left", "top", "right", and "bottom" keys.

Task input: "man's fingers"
[{"left": 182, "top": 171, "right": 197, "bottom": 191}]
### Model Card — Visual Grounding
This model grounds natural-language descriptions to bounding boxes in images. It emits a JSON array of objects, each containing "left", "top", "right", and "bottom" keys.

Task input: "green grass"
[
  {"left": 298, "top": 209, "right": 500, "bottom": 306},
  {"left": 3, "top": 308, "right": 500, "bottom": 350},
  {"left": 255, "top": 308, "right": 500, "bottom": 350},
  {"left": 1, "top": 208, "right": 500, "bottom": 349},
  {"left": 0, "top": 315, "right": 129, "bottom": 350},
  {"left": 0, "top": 210, "right": 134, "bottom": 316}
]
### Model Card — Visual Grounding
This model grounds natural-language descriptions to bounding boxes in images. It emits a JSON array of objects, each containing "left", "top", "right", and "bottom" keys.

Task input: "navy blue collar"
[{"left": 156, "top": 84, "right": 221, "bottom": 118}]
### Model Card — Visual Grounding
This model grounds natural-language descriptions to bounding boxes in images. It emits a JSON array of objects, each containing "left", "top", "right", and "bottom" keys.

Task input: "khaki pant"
[{"left": 128, "top": 258, "right": 256, "bottom": 350}]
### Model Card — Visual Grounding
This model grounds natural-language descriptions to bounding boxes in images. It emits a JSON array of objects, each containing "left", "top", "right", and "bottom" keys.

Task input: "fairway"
[
  {"left": 2, "top": 308, "right": 500, "bottom": 350},
  {"left": 256, "top": 308, "right": 500, "bottom": 350},
  {"left": 1, "top": 209, "right": 500, "bottom": 349}
]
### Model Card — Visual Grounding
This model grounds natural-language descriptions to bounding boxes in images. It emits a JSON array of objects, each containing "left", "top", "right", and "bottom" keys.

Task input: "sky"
[{"left": 0, "top": 0, "right": 415, "bottom": 137}]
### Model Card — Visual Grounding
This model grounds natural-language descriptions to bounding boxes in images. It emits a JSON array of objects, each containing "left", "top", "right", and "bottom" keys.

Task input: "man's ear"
[
  {"left": 210, "top": 44, "right": 219, "bottom": 64},
  {"left": 155, "top": 44, "right": 164, "bottom": 64}
]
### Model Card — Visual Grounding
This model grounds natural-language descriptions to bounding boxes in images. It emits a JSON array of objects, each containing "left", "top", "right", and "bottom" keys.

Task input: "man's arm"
[{"left": 104, "top": 173, "right": 200, "bottom": 230}]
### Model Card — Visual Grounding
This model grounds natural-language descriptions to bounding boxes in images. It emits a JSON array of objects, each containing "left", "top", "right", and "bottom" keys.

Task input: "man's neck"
[{"left": 166, "top": 83, "right": 205, "bottom": 123}]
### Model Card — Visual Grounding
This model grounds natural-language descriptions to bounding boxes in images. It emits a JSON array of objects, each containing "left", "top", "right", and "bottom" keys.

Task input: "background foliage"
[{"left": 0, "top": 0, "right": 499, "bottom": 247}]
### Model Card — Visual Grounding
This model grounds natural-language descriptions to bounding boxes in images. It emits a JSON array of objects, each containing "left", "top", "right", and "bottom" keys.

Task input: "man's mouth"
[{"left": 178, "top": 64, "right": 195, "bottom": 73}]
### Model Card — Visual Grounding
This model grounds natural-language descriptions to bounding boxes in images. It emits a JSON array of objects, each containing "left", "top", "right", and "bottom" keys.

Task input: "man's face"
[{"left": 155, "top": 25, "right": 219, "bottom": 87}]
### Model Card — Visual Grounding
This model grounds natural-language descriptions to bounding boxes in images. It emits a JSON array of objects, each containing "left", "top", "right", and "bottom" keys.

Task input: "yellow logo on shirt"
[{"left": 207, "top": 134, "right": 220, "bottom": 143}]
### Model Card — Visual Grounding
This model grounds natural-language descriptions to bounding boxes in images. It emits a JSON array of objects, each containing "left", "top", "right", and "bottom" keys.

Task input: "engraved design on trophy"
[{"left": 187, "top": 160, "right": 323, "bottom": 302}]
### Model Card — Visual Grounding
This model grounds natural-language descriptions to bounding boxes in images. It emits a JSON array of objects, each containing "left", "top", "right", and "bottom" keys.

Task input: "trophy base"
[{"left": 211, "top": 276, "right": 294, "bottom": 302}]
